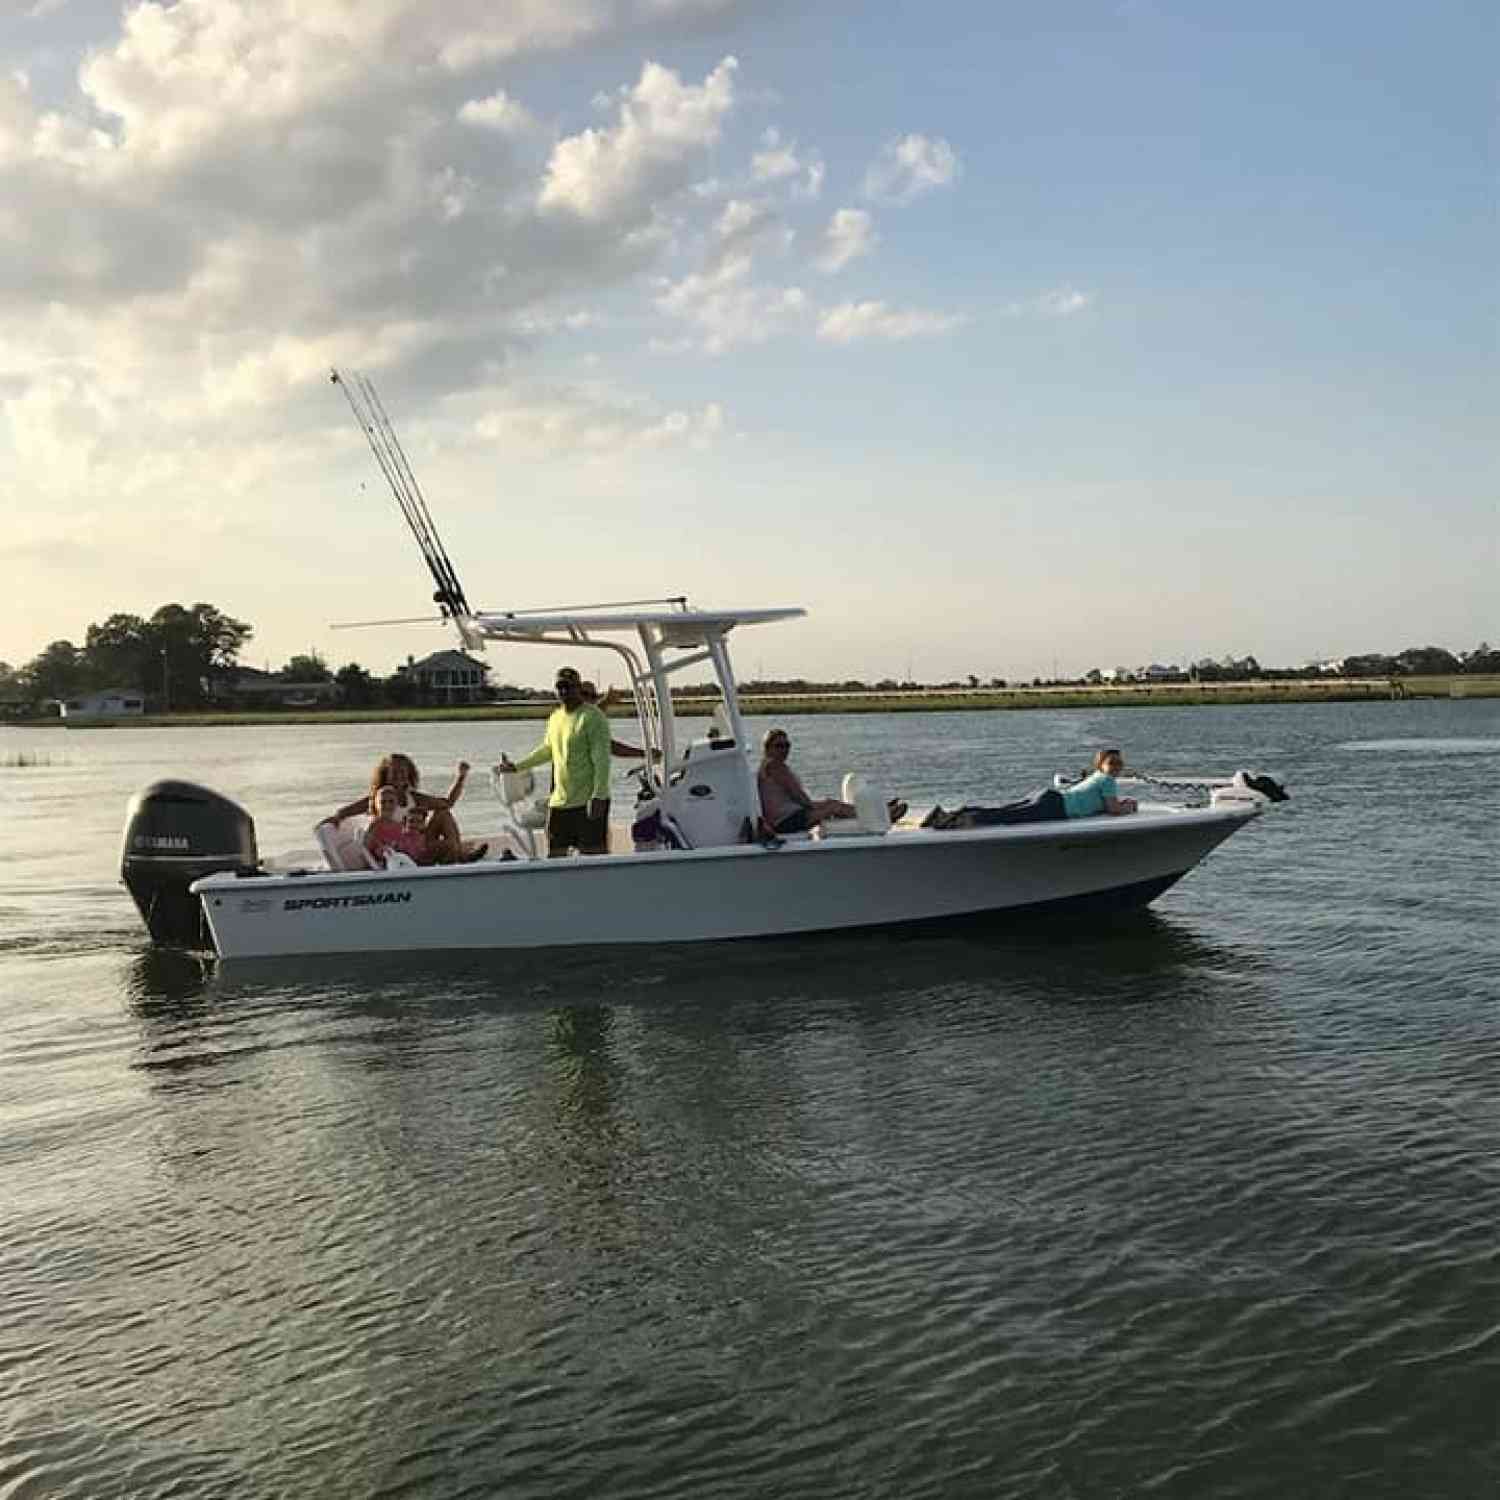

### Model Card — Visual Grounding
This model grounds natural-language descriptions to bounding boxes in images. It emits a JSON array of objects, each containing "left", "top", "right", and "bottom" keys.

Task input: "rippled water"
[{"left": 2, "top": 701, "right": 1497, "bottom": 1498}]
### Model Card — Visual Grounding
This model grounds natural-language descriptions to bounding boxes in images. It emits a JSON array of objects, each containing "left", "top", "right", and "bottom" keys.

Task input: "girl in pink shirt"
[{"left": 363, "top": 785, "right": 433, "bottom": 866}]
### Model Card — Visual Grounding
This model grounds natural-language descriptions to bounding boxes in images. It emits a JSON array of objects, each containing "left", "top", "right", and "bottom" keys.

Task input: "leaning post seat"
[{"left": 489, "top": 765, "right": 545, "bottom": 860}]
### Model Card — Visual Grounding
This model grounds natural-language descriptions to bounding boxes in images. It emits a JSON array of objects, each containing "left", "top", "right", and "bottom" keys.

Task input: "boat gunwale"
[{"left": 191, "top": 802, "right": 1259, "bottom": 895}]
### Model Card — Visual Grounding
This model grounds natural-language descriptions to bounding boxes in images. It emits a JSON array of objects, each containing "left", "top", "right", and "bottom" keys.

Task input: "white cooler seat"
[{"left": 315, "top": 816, "right": 377, "bottom": 872}]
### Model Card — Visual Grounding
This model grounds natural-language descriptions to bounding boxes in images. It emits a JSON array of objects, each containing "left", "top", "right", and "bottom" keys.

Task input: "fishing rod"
[{"left": 330, "top": 368, "right": 472, "bottom": 618}]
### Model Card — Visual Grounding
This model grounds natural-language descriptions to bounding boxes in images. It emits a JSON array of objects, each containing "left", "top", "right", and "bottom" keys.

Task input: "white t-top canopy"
[{"left": 469, "top": 607, "right": 804, "bottom": 647}]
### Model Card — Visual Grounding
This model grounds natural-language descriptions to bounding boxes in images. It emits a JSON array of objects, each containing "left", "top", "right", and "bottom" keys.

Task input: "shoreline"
[{"left": 8, "top": 675, "right": 1495, "bottom": 728}]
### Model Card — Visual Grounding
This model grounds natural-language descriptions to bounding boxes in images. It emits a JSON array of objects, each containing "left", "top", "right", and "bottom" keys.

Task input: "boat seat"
[
  {"left": 812, "top": 773, "right": 895, "bottom": 837},
  {"left": 315, "top": 816, "right": 377, "bottom": 872},
  {"left": 489, "top": 765, "right": 545, "bottom": 860},
  {"left": 813, "top": 818, "right": 866, "bottom": 839}
]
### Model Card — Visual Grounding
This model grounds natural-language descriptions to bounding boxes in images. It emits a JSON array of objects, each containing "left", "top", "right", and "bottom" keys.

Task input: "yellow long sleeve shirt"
[{"left": 514, "top": 704, "right": 612, "bottom": 808}]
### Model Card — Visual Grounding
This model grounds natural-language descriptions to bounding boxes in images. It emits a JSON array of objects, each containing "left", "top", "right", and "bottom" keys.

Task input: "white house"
[{"left": 61, "top": 688, "right": 146, "bottom": 723}]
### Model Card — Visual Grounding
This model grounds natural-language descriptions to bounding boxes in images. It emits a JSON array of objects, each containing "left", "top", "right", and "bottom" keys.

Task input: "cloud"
[
  {"left": 0, "top": 41, "right": 749, "bottom": 550},
  {"left": 655, "top": 258, "right": 809, "bottom": 354},
  {"left": 862, "top": 132, "right": 960, "bottom": 202},
  {"left": 816, "top": 300, "right": 965, "bottom": 343},
  {"left": 1001, "top": 287, "right": 1093, "bottom": 317},
  {"left": 539, "top": 57, "right": 738, "bottom": 222},
  {"left": 0, "top": 0, "right": 968, "bottom": 642},
  {"left": 470, "top": 381, "right": 728, "bottom": 457},
  {"left": 458, "top": 90, "right": 535, "bottom": 134},
  {"left": 710, "top": 197, "right": 792, "bottom": 268},
  {"left": 750, "top": 126, "right": 823, "bottom": 199},
  {"left": 814, "top": 208, "right": 877, "bottom": 273}
]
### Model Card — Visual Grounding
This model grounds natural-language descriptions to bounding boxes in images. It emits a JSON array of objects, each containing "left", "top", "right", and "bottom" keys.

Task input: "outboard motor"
[{"left": 121, "top": 781, "right": 258, "bottom": 947}]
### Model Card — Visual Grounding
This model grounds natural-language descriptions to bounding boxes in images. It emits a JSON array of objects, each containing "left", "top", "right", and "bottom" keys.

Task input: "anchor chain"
[{"left": 1122, "top": 773, "right": 1226, "bottom": 796}]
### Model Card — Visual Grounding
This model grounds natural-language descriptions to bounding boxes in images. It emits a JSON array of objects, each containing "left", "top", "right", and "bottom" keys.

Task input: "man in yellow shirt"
[{"left": 499, "top": 666, "right": 613, "bottom": 856}]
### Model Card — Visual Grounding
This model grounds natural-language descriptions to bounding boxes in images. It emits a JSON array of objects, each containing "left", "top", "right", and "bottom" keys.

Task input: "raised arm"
[
  {"left": 423, "top": 761, "right": 470, "bottom": 809},
  {"left": 323, "top": 794, "right": 372, "bottom": 826}
]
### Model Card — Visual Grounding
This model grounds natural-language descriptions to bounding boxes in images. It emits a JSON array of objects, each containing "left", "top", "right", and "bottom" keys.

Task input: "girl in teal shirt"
[{"left": 923, "top": 749, "right": 1138, "bottom": 828}]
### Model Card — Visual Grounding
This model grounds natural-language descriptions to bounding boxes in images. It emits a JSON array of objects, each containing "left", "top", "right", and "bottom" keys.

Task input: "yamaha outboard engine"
[{"left": 121, "top": 781, "right": 258, "bottom": 947}]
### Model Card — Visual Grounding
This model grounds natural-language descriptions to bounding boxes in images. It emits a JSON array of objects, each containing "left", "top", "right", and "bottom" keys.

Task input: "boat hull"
[{"left": 192, "top": 807, "right": 1258, "bottom": 960}]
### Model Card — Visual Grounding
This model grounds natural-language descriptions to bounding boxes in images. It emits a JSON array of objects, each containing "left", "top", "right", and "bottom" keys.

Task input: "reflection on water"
[
  {"left": 125, "top": 947, "right": 216, "bottom": 1015},
  {"left": 121, "top": 911, "right": 1264, "bottom": 1040}
]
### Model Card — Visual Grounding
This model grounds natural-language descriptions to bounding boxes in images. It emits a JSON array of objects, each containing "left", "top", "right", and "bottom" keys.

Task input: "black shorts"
[
  {"left": 547, "top": 802, "right": 609, "bottom": 855},
  {"left": 773, "top": 807, "right": 813, "bottom": 834}
]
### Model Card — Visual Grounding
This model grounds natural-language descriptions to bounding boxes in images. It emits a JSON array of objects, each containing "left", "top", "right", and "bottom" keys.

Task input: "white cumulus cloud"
[
  {"left": 459, "top": 90, "right": 535, "bottom": 134},
  {"left": 539, "top": 57, "right": 738, "bottom": 222},
  {"left": 862, "top": 132, "right": 960, "bottom": 203}
]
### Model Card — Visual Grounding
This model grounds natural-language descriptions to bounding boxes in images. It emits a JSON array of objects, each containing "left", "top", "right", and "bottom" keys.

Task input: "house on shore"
[
  {"left": 397, "top": 650, "right": 491, "bottom": 705},
  {"left": 61, "top": 688, "right": 146, "bottom": 723}
]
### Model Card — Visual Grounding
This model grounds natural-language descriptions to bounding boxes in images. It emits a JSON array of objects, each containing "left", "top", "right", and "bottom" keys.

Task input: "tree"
[
  {"left": 384, "top": 669, "right": 417, "bottom": 707},
  {"left": 165, "top": 603, "right": 253, "bottom": 704},
  {"left": 84, "top": 612, "right": 153, "bottom": 692},
  {"left": 335, "top": 662, "right": 376, "bottom": 705},
  {"left": 284, "top": 652, "right": 331, "bottom": 681},
  {"left": 1396, "top": 645, "right": 1461, "bottom": 677},
  {"left": 22, "top": 640, "right": 85, "bottom": 703},
  {"left": 75, "top": 602, "right": 253, "bottom": 708},
  {"left": 1462, "top": 642, "right": 1500, "bottom": 674}
]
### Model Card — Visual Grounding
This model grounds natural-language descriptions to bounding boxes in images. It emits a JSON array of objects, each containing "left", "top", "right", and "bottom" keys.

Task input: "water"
[{"left": 2, "top": 701, "right": 1497, "bottom": 1498}]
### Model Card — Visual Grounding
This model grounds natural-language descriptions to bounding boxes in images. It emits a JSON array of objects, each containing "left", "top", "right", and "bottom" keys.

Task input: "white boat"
[
  {"left": 118, "top": 372, "right": 1284, "bottom": 960},
  {"left": 124, "top": 596, "right": 1281, "bottom": 960}
]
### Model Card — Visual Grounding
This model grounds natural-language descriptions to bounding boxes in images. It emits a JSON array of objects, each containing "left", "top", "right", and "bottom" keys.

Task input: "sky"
[{"left": 1, "top": 0, "right": 1493, "bottom": 685}]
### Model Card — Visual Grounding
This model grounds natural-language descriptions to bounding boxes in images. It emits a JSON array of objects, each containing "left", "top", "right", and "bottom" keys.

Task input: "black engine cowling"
[{"left": 121, "top": 781, "right": 258, "bottom": 947}]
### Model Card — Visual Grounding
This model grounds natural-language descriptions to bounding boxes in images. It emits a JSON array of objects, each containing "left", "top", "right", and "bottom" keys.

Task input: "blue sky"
[{"left": 1, "top": 0, "right": 1492, "bottom": 684}]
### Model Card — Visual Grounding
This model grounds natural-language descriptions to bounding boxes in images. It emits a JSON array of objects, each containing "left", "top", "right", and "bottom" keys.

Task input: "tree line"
[
  {"left": 2, "top": 607, "right": 1496, "bottom": 714},
  {"left": 2, "top": 604, "right": 254, "bottom": 710},
  {"left": 0, "top": 602, "right": 527, "bottom": 713},
  {"left": 721, "top": 642, "right": 1500, "bottom": 694}
]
